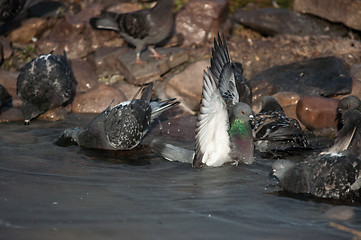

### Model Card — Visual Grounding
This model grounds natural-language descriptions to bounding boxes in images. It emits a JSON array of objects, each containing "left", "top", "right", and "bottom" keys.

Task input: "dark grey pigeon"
[
  {"left": 0, "top": 0, "right": 26, "bottom": 22},
  {"left": 336, "top": 95, "right": 361, "bottom": 130},
  {"left": 272, "top": 151, "right": 361, "bottom": 201},
  {"left": 330, "top": 110, "right": 361, "bottom": 159},
  {"left": 252, "top": 96, "right": 309, "bottom": 158},
  {"left": 273, "top": 109, "right": 361, "bottom": 201},
  {"left": 58, "top": 83, "right": 180, "bottom": 150},
  {"left": 17, "top": 52, "right": 75, "bottom": 125},
  {"left": 210, "top": 34, "right": 252, "bottom": 106},
  {"left": 89, "top": 0, "right": 173, "bottom": 64}
]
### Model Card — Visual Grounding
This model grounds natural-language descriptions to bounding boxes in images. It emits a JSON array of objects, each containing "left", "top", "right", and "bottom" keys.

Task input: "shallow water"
[{"left": 0, "top": 114, "right": 360, "bottom": 240}]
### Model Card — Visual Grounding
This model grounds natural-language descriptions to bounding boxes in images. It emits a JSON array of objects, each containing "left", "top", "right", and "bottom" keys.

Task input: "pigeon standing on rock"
[
  {"left": 252, "top": 96, "right": 309, "bottom": 158},
  {"left": 336, "top": 95, "right": 361, "bottom": 130},
  {"left": 17, "top": 52, "right": 75, "bottom": 125},
  {"left": 272, "top": 110, "right": 361, "bottom": 201},
  {"left": 90, "top": 0, "right": 174, "bottom": 64},
  {"left": 58, "top": 83, "right": 179, "bottom": 150},
  {"left": 151, "top": 35, "right": 255, "bottom": 167}
]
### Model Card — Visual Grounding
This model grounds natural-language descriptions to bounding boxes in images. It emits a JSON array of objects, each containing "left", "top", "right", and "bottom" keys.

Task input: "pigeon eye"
[
  {"left": 344, "top": 117, "right": 348, "bottom": 123},
  {"left": 347, "top": 104, "right": 350, "bottom": 108},
  {"left": 241, "top": 111, "right": 245, "bottom": 114}
]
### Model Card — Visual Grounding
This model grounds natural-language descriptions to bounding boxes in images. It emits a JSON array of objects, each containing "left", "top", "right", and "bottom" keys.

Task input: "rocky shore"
[{"left": 0, "top": 0, "right": 361, "bottom": 138}]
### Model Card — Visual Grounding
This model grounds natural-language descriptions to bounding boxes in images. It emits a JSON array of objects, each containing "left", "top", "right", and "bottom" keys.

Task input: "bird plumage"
[
  {"left": 16, "top": 51, "right": 74, "bottom": 125},
  {"left": 58, "top": 83, "right": 179, "bottom": 150},
  {"left": 89, "top": 0, "right": 174, "bottom": 63},
  {"left": 252, "top": 96, "right": 309, "bottom": 158},
  {"left": 336, "top": 95, "right": 361, "bottom": 130}
]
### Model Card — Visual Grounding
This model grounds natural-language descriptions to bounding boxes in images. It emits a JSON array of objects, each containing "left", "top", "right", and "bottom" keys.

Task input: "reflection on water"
[{"left": 0, "top": 114, "right": 360, "bottom": 239}]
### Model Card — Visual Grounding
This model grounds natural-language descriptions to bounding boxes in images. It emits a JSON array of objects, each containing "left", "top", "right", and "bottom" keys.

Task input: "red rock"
[
  {"left": 70, "top": 59, "right": 99, "bottom": 93},
  {"left": 0, "top": 108, "right": 23, "bottom": 123},
  {"left": 72, "top": 84, "right": 126, "bottom": 113},
  {"left": 0, "top": 36, "right": 13, "bottom": 60},
  {"left": 296, "top": 95, "right": 338, "bottom": 129},
  {"left": 7, "top": 18, "right": 49, "bottom": 43},
  {"left": 38, "top": 107, "right": 67, "bottom": 122},
  {"left": 273, "top": 91, "right": 300, "bottom": 108},
  {"left": 0, "top": 70, "right": 19, "bottom": 97},
  {"left": 176, "top": 0, "right": 229, "bottom": 46}
]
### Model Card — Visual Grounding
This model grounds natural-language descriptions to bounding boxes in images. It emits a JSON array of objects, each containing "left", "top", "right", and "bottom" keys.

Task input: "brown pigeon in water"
[{"left": 90, "top": 0, "right": 174, "bottom": 64}]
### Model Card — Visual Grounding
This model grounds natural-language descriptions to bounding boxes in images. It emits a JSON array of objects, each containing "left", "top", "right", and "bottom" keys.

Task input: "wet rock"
[
  {"left": 72, "top": 84, "right": 126, "bottom": 113},
  {"left": 106, "top": 3, "right": 141, "bottom": 13},
  {"left": 0, "top": 70, "right": 18, "bottom": 97},
  {"left": 165, "top": 60, "right": 208, "bottom": 111},
  {"left": 324, "top": 206, "right": 355, "bottom": 221},
  {"left": 296, "top": 95, "right": 338, "bottom": 130},
  {"left": 250, "top": 57, "right": 352, "bottom": 98},
  {"left": 350, "top": 64, "right": 361, "bottom": 98},
  {"left": 293, "top": 0, "right": 361, "bottom": 31},
  {"left": 176, "top": 0, "right": 229, "bottom": 46},
  {"left": 37, "top": 107, "right": 67, "bottom": 122},
  {"left": 7, "top": 18, "right": 49, "bottom": 43},
  {"left": 69, "top": 59, "right": 99, "bottom": 93},
  {"left": 0, "top": 107, "right": 22, "bottom": 123},
  {"left": 0, "top": 36, "right": 13, "bottom": 60},
  {"left": 232, "top": 8, "right": 349, "bottom": 37},
  {"left": 273, "top": 91, "right": 300, "bottom": 108},
  {"left": 118, "top": 47, "right": 189, "bottom": 85}
]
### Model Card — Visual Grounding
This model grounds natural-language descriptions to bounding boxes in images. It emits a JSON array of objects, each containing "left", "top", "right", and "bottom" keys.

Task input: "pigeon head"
[
  {"left": 336, "top": 95, "right": 361, "bottom": 130},
  {"left": 20, "top": 101, "right": 47, "bottom": 125},
  {"left": 230, "top": 102, "right": 253, "bottom": 122}
]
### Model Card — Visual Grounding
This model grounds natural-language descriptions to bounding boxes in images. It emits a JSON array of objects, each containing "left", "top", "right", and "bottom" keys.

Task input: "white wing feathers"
[{"left": 195, "top": 69, "right": 232, "bottom": 167}]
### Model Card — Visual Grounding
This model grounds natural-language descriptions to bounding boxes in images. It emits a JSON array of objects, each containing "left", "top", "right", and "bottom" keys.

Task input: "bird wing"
[
  {"left": 194, "top": 69, "right": 232, "bottom": 167},
  {"left": 210, "top": 34, "right": 239, "bottom": 106},
  {"left": 117, "top": 10, "right": 151, "bottom": 39}
]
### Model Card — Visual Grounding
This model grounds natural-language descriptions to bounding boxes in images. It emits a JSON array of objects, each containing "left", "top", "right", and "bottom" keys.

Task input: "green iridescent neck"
[{"left": 228, "top": 119, "right": 249, "bottom": 138}]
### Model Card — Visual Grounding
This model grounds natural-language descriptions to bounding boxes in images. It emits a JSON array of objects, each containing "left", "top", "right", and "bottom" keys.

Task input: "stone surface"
[
  {"left": 118, "top": 47, "right": 189, "bottom": 85},
  {"left": 250, "top": 57, "right": 352, "bottom": 100},
  {"left": 296, "top": 95, "right": 338, "bottom": 130},
  {"left": 37, "top": 107, "right": 68, "bottom": 122},
  {"left": 72, "top": 84, "right": 126, "bottom": 113},
  {"left": 0, "top": 36, "right": 12, "bottom": 60},
  {"left": 0, "top": 70, "right": 19, "bottom": 97},
  {"left": 7, "top": 18, "right": 49, "bottom": 43},
  {"left": 116, "top": 81, "right": 141, "bottom": 101},
  {"left": 176, "top": 0, "right": 229, "bottom": 46},
  {"left": 293, "top": 0, "right": 361, "bottom": 31},
  {"left": 0, "top": 108, "right": 22, "bottom": 123},
  {"left": 273, "top": 91, "right": 300, "bottom": 108},
  {"left": 232, "top": 8, "right": 349, "bottom": 37},
  {"left": 349, "top": 64, "right": 361, "bottom": 98},
  {"left": 69, "top": 59, "right": 99, "bottom": 93},
  {"left": 165, "top": 60, "right": 208, "bottom": 111},
  {"left": 92, "top": 47, "right": 127, "bottom": 77}
]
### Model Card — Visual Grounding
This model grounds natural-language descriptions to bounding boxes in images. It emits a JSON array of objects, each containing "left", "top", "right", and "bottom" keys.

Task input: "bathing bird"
[
  {"left": 252, "top": 96, "right": 309, "bottom": 158},
  {"left": 336, "top": 95, "right": 361, "bottom": 130},
  {"left": 17, "top": 52, "right": 75, "bottom": 125},
  {"left": 89, "top": 0, "right": 174, "bottom": 64},
  {"left": 58, "top": 83, "right": 179, "bottom": 150},
  {"left": 273, "top": 109, "right": 361, "bottom": 201},
  {"left": 151, "top": 35, "right": 255, "bottom": 167}
]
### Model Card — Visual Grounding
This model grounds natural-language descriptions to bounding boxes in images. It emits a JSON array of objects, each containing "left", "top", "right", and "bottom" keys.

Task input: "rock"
[
  {"left": 69, "top": 59, "right": 99, "bottom": 93},
  {"left": 176, "top": 0, "right": 229, "bottom": 46},
  {"left": 296, "top": 95, "right": 338, "bottom": 130},
  {"left": 165, "top": 60, "right": 208, "bottom": 111},
  {"left": 117, "top": 81, "right": 141, "bottom": 100},
  {"left": 0, "top": 70, "right": 18, "bottom": 97},
  {"left": 293, "top": 0, "right": 361, "bottom": 31},
  {"left": 92, "top": 47, "right": 127, "bottom": 77},
  {"left": 72, "top": 84, "right": 126, "bottom": 113},
  {"left": 37, "top": 107, "right": 67, "bottom": 122},
  {"left": 106, "top": 3, "right": 141, "bottom": 13},
  {"left": 118, "top": 47, "right": 189, "bottom": 85},
  {"left": 7, "top": 18, "right": 49, "bottom": 43},
  {"left": 0, "top": 36, "right": 12, "bottom": 60},
  {"left": 273, "top": 91, "right": 300, "bottom": 108},
  {"left": 250, "top": 57, "right": 352, "bottom": 98},
  {"left": 324, "top": 206, "right": 355, "bottom": 221},
  {"left": 350, "top": 64, "right": 361, "bottom": 98},
  {"left": 0, "top": 108, "right": 22, "bottom": 123},
  {"left": 232, "top": 8, "right": 349, "bottom": 37}
]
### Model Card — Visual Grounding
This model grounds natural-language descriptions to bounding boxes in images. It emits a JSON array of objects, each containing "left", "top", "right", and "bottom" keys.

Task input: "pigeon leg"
[
  {"left": 134, "top": 52, "right": 146, "bottom": 64},
  {"left": 149, "top": 46, "right": 165, "bottom": 60}
]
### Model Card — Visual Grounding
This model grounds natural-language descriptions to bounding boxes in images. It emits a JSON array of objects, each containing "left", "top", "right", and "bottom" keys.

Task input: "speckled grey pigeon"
[
  {"left": 210, "top": 34, "right": 252, "bottom": 106},
  {"left": 151, "top": 36, "right": 254, "bottom": 167},
  {"left": 252, "top": 96, "right": 309, "bottom": 158},
  {"left": 336, "top": 95, "right": 361, "bottom": 130},
  {"left": 58, "top": 83, "right": 179, "bottom": 150},
  {"left": 17, "top": 52, "right": 75, "bottom": 125},
  {"left": 89, "top": 0, "right": 173, "bottom": 64}
]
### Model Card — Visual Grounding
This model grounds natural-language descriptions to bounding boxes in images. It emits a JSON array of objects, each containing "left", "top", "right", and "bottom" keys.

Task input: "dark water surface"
[{"left": 1, "top": 114, "right": 360, "bottom": 239}]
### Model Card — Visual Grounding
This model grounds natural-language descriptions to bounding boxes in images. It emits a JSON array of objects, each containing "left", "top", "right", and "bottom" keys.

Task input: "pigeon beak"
[
  {"left": 24, "top": 119, "right": 30, "bottom": 125},
  {"left": 249, "top": 114, "right": 254, "bottom": 120}
]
